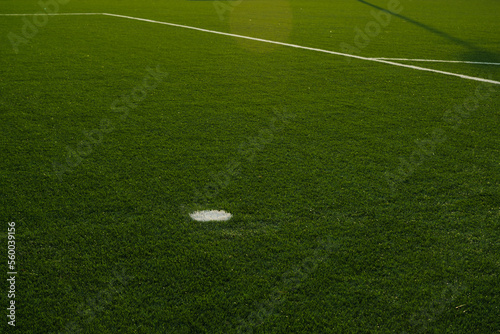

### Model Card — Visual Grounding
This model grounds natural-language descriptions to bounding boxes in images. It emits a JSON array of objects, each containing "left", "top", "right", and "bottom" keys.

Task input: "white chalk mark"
[
  {"left": 373, "top": 57, "right": 500, "bottom": 66},
  {"left": 2, "top": 12, "right": 498, "bottom": 85},
  {"left": 102, "top": 13, "right": 500, "bottom": 86}
]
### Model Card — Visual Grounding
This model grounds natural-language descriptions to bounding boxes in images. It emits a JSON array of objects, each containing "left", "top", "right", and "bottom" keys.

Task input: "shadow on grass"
[{"left": 357, "top": 0, "right": 500, "bottom": 64}]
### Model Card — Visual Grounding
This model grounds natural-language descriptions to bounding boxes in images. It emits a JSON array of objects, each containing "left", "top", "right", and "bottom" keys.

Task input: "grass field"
[{"left": 1, "top": 0, "right": 499, "bottom": 333}]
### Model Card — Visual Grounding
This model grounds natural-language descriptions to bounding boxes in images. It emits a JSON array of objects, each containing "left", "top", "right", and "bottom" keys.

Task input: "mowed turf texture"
[{"left": 0, "top": 0, "right": 499, "bottom": 333}]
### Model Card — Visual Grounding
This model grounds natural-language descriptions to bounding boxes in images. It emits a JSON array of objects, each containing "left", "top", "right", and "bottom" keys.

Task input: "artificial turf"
[{"left": 1, "top": 0, "right": 499, "bottom": 333}]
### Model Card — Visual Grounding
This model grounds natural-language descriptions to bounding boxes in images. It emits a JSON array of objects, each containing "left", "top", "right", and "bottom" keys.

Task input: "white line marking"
[
  {"left": 2, "top": 12, "right": 499, "bottom": 85},
  {"left": 103, "top": 13, "right": 500, "bottom": 86},
  {"left": 373, "top": 58, "right": 500, "bottom": 66},
  {"left": 0, "top": 13, "right": 104, "bottom": 16}
]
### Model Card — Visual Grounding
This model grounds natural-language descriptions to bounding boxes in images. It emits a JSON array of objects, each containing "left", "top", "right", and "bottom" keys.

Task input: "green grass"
[{"left": 1, "top": 0, "right": 499, "bottom": 333}]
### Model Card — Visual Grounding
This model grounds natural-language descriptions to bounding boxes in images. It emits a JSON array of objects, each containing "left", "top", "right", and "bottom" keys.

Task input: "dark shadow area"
[
  {"left": 357, "top": 0, "right": 500, "bottom": 63},
  {"left": 459, "top": 50, "right": 500, "bottom": 65}
]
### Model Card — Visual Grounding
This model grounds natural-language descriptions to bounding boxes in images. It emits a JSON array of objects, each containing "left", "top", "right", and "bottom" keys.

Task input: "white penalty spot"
[{"left": 189, "top": 210, "right": 232, "bottom": 222}]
